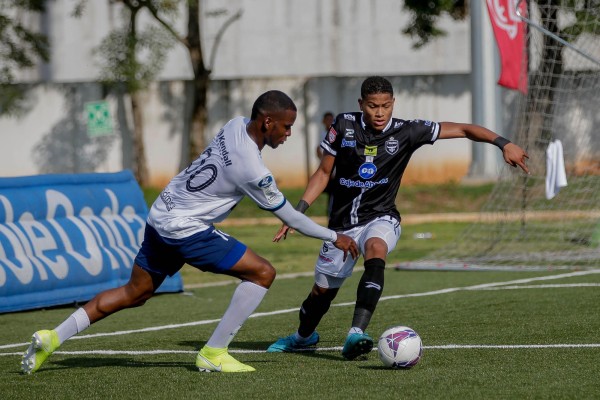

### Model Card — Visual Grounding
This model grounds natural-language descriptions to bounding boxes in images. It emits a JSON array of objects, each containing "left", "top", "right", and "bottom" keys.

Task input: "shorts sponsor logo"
[{"left": 318, "top": 254, "right": 334, "bottom": 263}]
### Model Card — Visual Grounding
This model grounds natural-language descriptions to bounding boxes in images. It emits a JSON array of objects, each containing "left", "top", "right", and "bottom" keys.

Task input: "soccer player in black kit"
[{"left": 267, "top": 76, "right": 530, "bottom": 360}]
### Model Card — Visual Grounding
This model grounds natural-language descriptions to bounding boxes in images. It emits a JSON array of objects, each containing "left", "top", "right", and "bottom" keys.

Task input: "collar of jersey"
[{"left": 360, "top": 113, "right": 393, "bottom": 134}]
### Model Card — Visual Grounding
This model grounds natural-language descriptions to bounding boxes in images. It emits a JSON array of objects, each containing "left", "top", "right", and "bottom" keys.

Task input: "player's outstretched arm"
[
  {"left": 273, "top": 153, "right": 336, "bottom": 242},
  {"left": 272, "top": 202, "right": 358, "bottom": 260},
  {"left": 438, "top": 122, "right": 530, "bottom": 174}
]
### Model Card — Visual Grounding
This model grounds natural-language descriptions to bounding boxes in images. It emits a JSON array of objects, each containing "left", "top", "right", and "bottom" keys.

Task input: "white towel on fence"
[{"left": 545, "top": 139, "right": 568, "bottom": 200}]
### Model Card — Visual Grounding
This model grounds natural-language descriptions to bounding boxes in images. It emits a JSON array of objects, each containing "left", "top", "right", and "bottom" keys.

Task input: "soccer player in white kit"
[{"left": 21, "top": 90, "right": 358, "bottom": 374}]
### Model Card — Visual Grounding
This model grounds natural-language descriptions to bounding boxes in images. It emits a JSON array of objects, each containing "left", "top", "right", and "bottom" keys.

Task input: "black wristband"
[
  {"left": 295, "top": 200, "right": 310, "bottom": 214},
  {"left": 493, "top": 136, "right": 511, "bottom": 150}
]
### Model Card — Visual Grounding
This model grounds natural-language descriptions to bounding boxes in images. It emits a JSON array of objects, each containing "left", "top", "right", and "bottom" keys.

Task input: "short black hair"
[
  {"left": 361, "top": 76, "right": 394, "bottom": 98},
  {"left": 251, "top": 90, "right": 297, "bottom": 119},
  {"left": 322, "top": 111, "right": 334, "bottom": 119}
]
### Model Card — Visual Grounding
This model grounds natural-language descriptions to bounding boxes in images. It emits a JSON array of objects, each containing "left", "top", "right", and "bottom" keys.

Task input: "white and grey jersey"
[
  {"left": 148, "top": 117, "right": 285, "bottom": 239},
  {"left": 148, "top": 116, "right": 336, "bottom": 243}
]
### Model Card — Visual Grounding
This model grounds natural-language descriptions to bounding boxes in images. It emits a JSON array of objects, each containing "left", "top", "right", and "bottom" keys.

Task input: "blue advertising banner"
[{"left": 0, "top": 171, "right": 183, "bottom": 313}]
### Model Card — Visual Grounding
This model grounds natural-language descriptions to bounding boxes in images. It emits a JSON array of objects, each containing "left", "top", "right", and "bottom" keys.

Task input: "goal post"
[{"left": 397, "top": 0, "right": 600, "bottom": 271}]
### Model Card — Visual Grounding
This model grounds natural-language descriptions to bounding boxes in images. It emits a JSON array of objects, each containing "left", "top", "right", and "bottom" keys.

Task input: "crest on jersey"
[
  {"left": 385, "top": 137, "right": 399, "bottom": 155},
  {"left": 327, "top": 127, "right": 338, "bottom": 143}
]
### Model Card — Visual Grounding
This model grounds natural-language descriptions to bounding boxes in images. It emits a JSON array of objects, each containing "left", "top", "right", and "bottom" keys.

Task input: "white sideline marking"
[
  {"left": 1, "top": 269, "right": 599, "bottom": 352},
  {"left": 478, "top": 283, "right": 600, "bottom": 290},
  {"left": 2, "top": 342, "right": 600, "bottom": 357}
]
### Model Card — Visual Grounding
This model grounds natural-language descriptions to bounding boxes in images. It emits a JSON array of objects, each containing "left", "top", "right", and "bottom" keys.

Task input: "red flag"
[{"left": 486, "top": 0, "right": 528, "bottom": 93}]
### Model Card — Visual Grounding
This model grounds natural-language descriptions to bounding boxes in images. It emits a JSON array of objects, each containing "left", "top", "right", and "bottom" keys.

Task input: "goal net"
[{"left": 398, "top": 0, "right": 600, "bottom": 271}]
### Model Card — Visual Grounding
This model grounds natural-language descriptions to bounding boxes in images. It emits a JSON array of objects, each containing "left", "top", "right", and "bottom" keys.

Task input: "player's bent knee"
[
  {"left": 126, "top": 283, "right": 155, "bottom": 307},
  {"left": 364, "top": 238, "right": 388, "bottom": 258},
  {"left": 255, "top": 261, "right": 276, "bottom": 287}
]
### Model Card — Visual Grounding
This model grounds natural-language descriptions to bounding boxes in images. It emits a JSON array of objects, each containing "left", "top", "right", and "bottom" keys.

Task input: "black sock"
[
  {"left": 352, "top": 258, "right": 385, "bottom": 331},
  {"left": 298, "top": 289, "right": 338, "bottom": 338}
]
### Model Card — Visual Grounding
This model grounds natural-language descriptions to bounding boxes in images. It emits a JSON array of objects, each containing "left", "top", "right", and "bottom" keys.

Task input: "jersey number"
[{"left": 185, "top": 149, "right": 218, "bottom": 192}]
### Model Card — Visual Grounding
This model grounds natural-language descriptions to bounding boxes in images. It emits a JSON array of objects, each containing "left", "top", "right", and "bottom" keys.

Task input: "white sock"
[
  {"left": 348, "top": 327, "right": 363, "bottom": 336},
  {"left": 54, "top": 308, "right": 91, "bottom": 345},
  {"left": 206, "top": 281, "right": 268, "bottom": 349}
]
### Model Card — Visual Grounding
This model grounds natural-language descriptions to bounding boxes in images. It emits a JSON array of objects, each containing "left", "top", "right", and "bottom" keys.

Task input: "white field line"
[
  {"left": 216, "top": 210, "right": 600, "bottom": 227},
  {"left": 1, "top": 269, "right": 599, "bottom": 353},
  {"left": 2, "top": 342, "right": 600, "bottom": 357}
]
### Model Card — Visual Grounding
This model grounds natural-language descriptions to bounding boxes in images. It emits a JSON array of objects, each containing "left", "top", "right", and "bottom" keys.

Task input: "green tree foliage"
[
  {"left": 91, "top": 0, "right": 174, "bottom": 185},
  {"left": 0, "top": 0, "right": 49, "bottom": 115},
  {"left": 402, "top": 0, "right": 467, "bottom": 48}
]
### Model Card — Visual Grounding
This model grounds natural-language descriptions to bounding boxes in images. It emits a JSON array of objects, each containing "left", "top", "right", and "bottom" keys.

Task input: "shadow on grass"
[
  {"left": 53, "top": 357, "right": 188, "bottom": 370},
  {"left": 178, "top": 340, "right": 345, "bottom": 362}
]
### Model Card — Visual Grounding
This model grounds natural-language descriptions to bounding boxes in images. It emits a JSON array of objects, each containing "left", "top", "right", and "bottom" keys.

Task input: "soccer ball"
[{"left": 377, "top": 326, "right": 422, "bottom": 368}]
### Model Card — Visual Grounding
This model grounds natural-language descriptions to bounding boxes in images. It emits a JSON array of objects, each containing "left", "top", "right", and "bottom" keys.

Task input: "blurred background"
[{"left": 0, "top": 0, "right": 517, "bottom": 189}]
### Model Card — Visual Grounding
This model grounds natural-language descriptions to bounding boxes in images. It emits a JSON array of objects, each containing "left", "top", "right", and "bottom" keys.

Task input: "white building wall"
[{"left": 2, "top": 0, "right": 483, "bottom": 187}]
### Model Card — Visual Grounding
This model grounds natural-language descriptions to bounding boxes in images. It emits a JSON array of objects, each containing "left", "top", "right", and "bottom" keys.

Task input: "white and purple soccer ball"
[{"left": 377, "top": 326, "right": 422, "bottom": 369}]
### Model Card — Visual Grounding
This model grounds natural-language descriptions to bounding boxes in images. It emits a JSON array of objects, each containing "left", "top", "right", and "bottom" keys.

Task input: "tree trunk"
[
  {"left": 130, "top": 91, "right": 149, "bottom": 186},
  {"left": 186, "top": 0, "right": 210, "bottom": 165}
]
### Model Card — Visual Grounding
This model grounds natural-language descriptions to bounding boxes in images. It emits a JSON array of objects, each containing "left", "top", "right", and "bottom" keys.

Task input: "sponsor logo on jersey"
[
  {"left": 345, "top": 129, "right": 355, "bottom": 139},
  {"left": 258, "top": 175, "right": 274, "bottom": 188},
  {"left": 343, "top": 114, "right": 356, "bottom": 121},
  {"left": 159, "top": 189, "right": 175, "bottom": 211},
  {"left": 339, "top": 177, "right": 389, "bottom": 189},
  {"left": 358, "top": 162, "right": 377, "bottom": 179},
  {"left": 364, "top": 145, "right": 378, "bottom": 157},
  {"left": 258, "top": 175, "right": 281, "bottom": 205},
  {"left": 341, "top": 139, "right": 356, "bottom": 147},
  {"left": 385, "top": 137, "right": 399, "bottom": 155},
  {"left": 216, "top": 129, "right": 233, "bottom": 166},
  {"left": 393, "top": 121, "right": 404, "bottom": 129},
  {"left": 327, "top": 127, "right": 338, "bottom": 143}
]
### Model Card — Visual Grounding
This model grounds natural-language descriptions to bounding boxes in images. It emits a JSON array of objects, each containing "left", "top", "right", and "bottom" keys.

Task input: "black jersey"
[{"left": 320, "top": 112, "right": 440, "bottom": 230}]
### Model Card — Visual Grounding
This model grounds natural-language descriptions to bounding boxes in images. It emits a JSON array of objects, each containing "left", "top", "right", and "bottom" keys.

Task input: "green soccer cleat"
[
  {"left": 266, "top": 331, "right": 320, "bottom": 353},
  {"left": 21, "top": 330, "right": 60, "bottom": 374},
  {"left": 341, "top": 332, "right": 373, "bottom": 360},
  {"left": 196, "top": 346, "right": 255, "bottom": 373}
]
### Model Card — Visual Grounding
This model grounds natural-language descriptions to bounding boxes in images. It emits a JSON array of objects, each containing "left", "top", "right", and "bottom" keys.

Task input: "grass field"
[
  {"left": 2, "top": 185, "right": 599, "bottom": 398},
  {"left": 2, "top": 219, "right": 599, "bottom": 399}
]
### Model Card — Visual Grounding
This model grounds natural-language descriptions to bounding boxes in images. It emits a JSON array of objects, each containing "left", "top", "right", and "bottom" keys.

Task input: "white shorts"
[{"left": 314, "top": 215, "right": 401, "bottom": 289}]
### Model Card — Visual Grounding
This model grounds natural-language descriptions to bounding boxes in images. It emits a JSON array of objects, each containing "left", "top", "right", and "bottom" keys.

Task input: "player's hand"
[
  {"left": 503, "top": 143, "right": 530, "bottom": 174},
  {"left": 332, "top": 233, "right": 359, "bottom": 261},
  {"left": 273, "top": 224, "right": 295, "bottom": 242}
]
